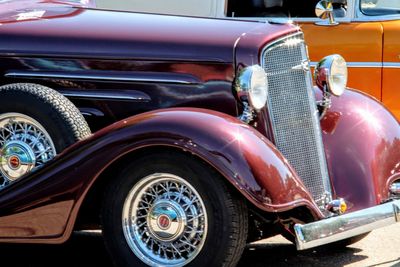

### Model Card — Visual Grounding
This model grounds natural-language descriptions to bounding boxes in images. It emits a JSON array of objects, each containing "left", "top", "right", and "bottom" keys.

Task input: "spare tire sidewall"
[
  {"left": 0, "top": 83, "right": 91, "bottom": 152},
  {"left": 0, "top": 83, "right": 91, "bottom": 187}
]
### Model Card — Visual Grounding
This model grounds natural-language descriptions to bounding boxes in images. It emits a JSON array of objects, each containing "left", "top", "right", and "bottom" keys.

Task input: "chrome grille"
[{"left": 261, "top": 32, "right": 331, "bottom": 207}]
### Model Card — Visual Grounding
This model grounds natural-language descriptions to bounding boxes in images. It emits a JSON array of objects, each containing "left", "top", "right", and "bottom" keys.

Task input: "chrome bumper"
[{"left": 294, "top": 200, "right": 400, "bottom": 250}]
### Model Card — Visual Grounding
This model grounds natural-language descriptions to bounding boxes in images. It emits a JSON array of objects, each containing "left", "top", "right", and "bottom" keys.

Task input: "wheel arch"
[{"left": 75, "top": 145, "right": 239, "bottom": 228}]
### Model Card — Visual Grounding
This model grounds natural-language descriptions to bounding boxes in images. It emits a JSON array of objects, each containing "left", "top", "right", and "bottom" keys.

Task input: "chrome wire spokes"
[
  {"left": 0, "top": 113, "right": 56, "bottom": 190},
  {"left": 123, "top": 173, "right": 208, "bottom": 267}
]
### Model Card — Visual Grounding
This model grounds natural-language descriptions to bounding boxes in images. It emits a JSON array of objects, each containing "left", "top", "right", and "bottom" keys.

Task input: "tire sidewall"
[{"left": 0, "top": 85, "right": 88, "bottom": 151}]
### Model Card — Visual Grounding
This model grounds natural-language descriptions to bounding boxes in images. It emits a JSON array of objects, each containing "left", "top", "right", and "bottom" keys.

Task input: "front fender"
[
  {"left": 320, "top": 88, "right": 400, "bottom": 211},
  {"left": 0, "top": 108, "right": 322, "bottom": 243}
]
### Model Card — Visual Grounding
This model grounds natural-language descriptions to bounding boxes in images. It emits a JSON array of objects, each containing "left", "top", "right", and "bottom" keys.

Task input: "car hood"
[{"left": 0, "top": 3, "right": 296, "bottom": 62}]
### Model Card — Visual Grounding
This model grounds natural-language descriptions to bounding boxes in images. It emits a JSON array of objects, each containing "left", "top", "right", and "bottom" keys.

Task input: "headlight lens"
[
  {"left": 236, "top": 65, "right": 268, "bottom": 110},
  {"left": 315, "top": 54, "right": 348, "bottom": 96},
  {"left": 328, "top": 55, "right": 347, "bottom": 96}
]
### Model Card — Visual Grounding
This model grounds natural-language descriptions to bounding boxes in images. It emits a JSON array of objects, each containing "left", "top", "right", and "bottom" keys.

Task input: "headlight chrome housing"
[
  {"left": 315, "top": 54, "right": 348, "bottom": 96},
  {"left": 235, "top": 65, "right": 268, "bottom": 111}
]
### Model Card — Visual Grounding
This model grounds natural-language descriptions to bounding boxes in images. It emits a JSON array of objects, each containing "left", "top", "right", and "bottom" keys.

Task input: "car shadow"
[
  {"left": 0, "top": 231, "right": 112, "bottom": 267},
  {"left": 238, "top": 237, "right": 368, "bottom": 267}
]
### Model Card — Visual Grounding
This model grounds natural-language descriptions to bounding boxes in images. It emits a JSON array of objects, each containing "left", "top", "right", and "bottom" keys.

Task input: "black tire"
[
  {"left": 102, "top": 151, "right": 248, "bottom": 267},
  {"left": 0, "top": 83, "right": 91, "bottom": 151}
]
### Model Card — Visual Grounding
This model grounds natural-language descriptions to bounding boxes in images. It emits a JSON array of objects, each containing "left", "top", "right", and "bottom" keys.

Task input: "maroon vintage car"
[{"left": 0, "top": 0, "right": 399, "bottom": 266}]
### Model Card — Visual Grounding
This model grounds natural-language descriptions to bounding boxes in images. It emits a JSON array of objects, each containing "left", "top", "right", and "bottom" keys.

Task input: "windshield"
[{"left": 360, "top": 0, "right": 400, "bottom": 16}]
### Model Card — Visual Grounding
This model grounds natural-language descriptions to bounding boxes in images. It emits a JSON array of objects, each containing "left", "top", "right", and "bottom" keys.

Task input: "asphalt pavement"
[{"left": 1, "top": 224, "right": 399, "bottom": 267}]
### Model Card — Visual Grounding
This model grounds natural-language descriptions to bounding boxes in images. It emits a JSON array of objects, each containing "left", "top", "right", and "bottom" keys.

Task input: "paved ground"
[
  {"left": 239, "top": 224, "right": 400, "bottom": 267},
  {"left": 1, "top": 224, "right": 399, "bottom": 267}
]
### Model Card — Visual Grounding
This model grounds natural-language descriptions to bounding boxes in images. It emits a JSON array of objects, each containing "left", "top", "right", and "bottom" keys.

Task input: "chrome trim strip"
[
  {"left": 4, "top": 71, "right": 196, "bottom": 85},
  {"left": 59, "top": 90, "right": 151, "bottom": 102},
  {"left": 384, "top": 63, "right": 400, "bottom": 69},
  {"left": 78, "top": 107, "right": 105, "bottom": 117},
  {"left": 0, "top": 53, "right": 224, "bottom": 63},
  {"left": 311, "top": 62, "right": 400, "bottom": 68},
  {"left": 294, "top": 199, "right": 400, "bottom": 250},
  {"left": 347, "top": 62, "right": 382, "bottom": 68}
]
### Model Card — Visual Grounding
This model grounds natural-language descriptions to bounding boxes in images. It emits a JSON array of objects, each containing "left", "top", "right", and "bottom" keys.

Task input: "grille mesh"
[{"left": 261, "top": 33, "right": 331, "bottom": 206}]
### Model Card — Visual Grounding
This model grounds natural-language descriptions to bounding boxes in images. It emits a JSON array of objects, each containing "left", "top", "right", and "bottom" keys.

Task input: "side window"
[
  {"left": 227, "top": 0, "right": 347, "bottom": 18},
  {"left": 227, "top": 0, "right": 290, "bottom": 17},
  {"left": 361, "top": 0, "right": 400, "bottom": 16}
]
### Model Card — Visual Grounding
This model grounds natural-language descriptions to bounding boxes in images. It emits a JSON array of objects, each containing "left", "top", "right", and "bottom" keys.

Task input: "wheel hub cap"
[
  {"left": 0, "top": 141, "right": 36, "bottom": 181},
  {"left": 148, "top": 200, "right": 187, "bottom": 242},
  {"left": 0, "top": 113, "right": 56, "bottom": 189}
]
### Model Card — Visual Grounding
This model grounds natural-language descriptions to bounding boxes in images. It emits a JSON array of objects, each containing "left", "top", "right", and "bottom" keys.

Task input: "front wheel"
[{"left": 101, "top": 151, "right": 248, "bottom": 267}]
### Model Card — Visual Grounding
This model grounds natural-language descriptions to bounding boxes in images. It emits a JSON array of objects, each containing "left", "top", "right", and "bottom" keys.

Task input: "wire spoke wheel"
[
  {"left": 0, "top": 113, "right": 56, "bottom": 189},
  {"left": 122, "top": 173, "right": 208, "bottom": 267},
  {"left": 102, "top": 152, "right": 248, "bottom": 267}
]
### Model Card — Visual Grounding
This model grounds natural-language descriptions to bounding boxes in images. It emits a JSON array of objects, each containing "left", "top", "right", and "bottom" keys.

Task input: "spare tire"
[{"left": 0, "top": 83, "right": 91, "bottom": 189}]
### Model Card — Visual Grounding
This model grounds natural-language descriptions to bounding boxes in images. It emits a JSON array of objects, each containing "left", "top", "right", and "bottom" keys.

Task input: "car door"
[{"left": 358, "top": 0, "right": 400, "bottom": 119}]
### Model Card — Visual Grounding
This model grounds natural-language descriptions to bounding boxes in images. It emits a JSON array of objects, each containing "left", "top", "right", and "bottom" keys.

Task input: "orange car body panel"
[
  {"left": 382, "top": 20, "right": 400, "bottom": 119},
  {"left": 301, "top": 22, "right": 383, "bottom": 101}
]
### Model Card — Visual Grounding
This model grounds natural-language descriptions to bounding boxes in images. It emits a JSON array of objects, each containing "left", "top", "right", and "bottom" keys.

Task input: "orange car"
[
  {"left": 95, "top": 0, "right": 400, "bottom": 119},
  {"left": 284, "top": 0, "right": 400, "bottom": 120}
]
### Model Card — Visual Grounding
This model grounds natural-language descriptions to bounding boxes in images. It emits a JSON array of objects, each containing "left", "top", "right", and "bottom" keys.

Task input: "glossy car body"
[
  {"left": 0, "top": 0, "right": 400, "bottom": 265},
  {"left": 108, "top": 0, "right": 400, "bottom": 120}
]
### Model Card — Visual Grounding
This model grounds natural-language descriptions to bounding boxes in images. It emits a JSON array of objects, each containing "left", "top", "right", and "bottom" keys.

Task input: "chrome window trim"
[{"left": 4, "top": 71, "right": 197, "bottom": 85}]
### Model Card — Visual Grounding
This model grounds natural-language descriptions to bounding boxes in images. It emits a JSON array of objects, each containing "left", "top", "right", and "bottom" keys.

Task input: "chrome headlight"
[
  {"left": 235, "top": 65, "right": 268, "bottom": 111},
  {"left": 315, "top": 54, "right": 348, "bottom": 96}
]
